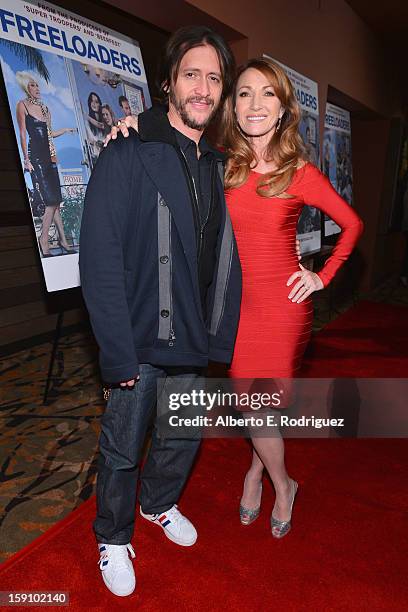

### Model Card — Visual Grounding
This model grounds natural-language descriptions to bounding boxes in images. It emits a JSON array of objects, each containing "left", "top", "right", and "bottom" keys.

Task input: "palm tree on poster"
[{"left": 1, "top": 40, "right": 50, "bottom": 81}]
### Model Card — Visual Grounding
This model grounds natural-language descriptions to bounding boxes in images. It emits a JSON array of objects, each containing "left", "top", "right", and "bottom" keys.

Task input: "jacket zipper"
[
  {"left": 179, "top": 149, "right": 202, "bottom": 258},
  {"left": 197, "top": 159, "right": 216, "bottom": 263},
  {"left": 176, "top": 149, "right": 218, "bottom": 330}
]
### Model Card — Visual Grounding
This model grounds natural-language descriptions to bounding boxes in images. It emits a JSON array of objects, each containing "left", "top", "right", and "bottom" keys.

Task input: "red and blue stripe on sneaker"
[
  {"left": 158, "top": 514, "right": 171, "bottom": 528},
  {"left": 99, "top": 545, "right": 109, "bottom": 568}
]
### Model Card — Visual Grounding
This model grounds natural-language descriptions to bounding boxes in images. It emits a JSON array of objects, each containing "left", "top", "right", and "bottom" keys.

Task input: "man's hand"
[
  {"left": 103, "top": 115, "right": 139, "bottom": 147},
  {"left": 119, "top": 376, "right": 140, "bottom": 388}
]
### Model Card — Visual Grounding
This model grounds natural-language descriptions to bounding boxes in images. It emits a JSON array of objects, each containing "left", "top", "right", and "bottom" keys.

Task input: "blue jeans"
[{"left": 93, "top": 363, "right": 202, "bottom": 544}]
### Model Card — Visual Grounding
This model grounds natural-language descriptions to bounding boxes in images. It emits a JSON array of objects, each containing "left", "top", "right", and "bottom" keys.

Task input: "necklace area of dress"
[{"left": 26, "top": 96, "right": 57, "bottom": 161}]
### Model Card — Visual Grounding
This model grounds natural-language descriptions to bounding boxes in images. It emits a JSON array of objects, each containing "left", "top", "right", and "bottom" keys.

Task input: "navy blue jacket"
[{"left": 79, "top": 107, "right": 242, "bottom": 383}]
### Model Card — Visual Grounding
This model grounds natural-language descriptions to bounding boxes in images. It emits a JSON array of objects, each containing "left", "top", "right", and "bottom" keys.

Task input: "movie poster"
[
  {"left": 383, "top": 119, "right": 408, "bottom": 233},
  {"left": 0, "top": 0, "right": 151, "bottom": 291},
  {"left": 264, "top": 54, "right": 321, "bottom": 255},
  {"left": 323, "top": 103, "right": 353, "bottom": 236}
]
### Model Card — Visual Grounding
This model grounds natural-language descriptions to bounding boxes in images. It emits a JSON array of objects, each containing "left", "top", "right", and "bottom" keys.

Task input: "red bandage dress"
[{"left": 226, "top": 163, "right": 364, "bottom": 378}]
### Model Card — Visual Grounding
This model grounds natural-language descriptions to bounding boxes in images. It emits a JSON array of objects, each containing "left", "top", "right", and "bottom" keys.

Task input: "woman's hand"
[
  {"left": 295, "top": 238, "right": 301, "bottom": 261},
  {"left": 24, "top": 158, "right": 34, "bottom": 173},
  {"left": 103, "top": 115, "right": 138, "bottom": 147},
  {"left": 287, "top": 264, "right": 324, "bottom": 303}
]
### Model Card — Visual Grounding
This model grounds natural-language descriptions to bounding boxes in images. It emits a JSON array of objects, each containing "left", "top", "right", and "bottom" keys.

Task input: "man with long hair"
[{"left": 79, "top": 26, "right": 241, "bottom": 597}]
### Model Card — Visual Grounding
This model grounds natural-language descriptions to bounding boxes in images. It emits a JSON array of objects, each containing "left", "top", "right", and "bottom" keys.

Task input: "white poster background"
[
  {"left": 264, "top": 54, "right": 321, "bottom": 255},
  {"left": 0, "top": 0, "right": 150, "bottom": 291},
  {"left": 0, "top": 0, "right": 147, "bottom": 82},
  {"left": 323, "top": 103, "right": 353, "bottom": 236}
]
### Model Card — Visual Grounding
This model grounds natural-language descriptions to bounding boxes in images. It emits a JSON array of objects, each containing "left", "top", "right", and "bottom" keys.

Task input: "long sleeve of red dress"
[{"left": 298, "top": 165, "right": 364, "bottom": 287}]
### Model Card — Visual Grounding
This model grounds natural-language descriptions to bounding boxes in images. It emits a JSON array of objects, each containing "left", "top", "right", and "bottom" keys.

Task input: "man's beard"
[{"left": 170, "top": 90, "right": 216, "bottom": 130}]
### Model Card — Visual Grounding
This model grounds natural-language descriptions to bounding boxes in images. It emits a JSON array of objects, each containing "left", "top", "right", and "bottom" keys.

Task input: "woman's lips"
[{"left": 246, "top": 115, "right": 267, "bottom": 122}]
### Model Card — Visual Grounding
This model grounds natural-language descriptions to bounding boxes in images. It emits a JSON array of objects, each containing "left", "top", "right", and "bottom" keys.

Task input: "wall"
[{"left": 187, "top": 0, "right": 401, "bottom": 116}]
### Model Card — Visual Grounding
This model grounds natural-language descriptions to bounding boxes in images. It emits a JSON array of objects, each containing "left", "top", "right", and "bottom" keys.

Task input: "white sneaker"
[
  {"left": 139, "top": 504, "right": 197, "bottom": 546},
  {"left": 98, "top": 543, "right": 136, "bottom": 597}
]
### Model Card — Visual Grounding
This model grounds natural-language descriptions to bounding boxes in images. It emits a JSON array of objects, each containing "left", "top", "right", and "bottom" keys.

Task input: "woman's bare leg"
[
  {"left": 240, "top": 447, "right": 264, "bottom": 509},
  {"left": 250, "top": 435, "right": 293, "bottom": 522},
  {"left": 53, "top": 206, "right": 70, "bottom": 248},
  {"left": 39, "top": 206, "right": 56, "bottom": 253}
]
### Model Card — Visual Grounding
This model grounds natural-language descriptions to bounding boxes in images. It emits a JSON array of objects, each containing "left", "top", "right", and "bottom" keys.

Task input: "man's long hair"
[
  {"left": 157, "top": 26, "right": 236, "bottom": 103},
  {"left": 222, "top": 57, "right": 307, "bottom": 198}
]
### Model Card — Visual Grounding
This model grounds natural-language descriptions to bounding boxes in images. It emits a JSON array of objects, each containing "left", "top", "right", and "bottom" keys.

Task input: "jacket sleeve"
[
  {"left": 207, "top": 164, "right": 242, "bottom": 364},
  {"left": 79, "top": 142, "right": 139, "bottom": 383}
]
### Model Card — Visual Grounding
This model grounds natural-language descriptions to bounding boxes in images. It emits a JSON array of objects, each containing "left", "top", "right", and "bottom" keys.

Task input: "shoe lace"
[
  {"left": 98, "top": 543, "right": 135, "bottom": 571},
  {"left": 165, "top": 504, "right": 187, "bottom": 527}
]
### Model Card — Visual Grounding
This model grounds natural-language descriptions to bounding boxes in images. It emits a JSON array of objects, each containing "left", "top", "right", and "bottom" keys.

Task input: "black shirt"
[
  {"left": 174, "top": 129, "right": 223, "bottom": 322},
  {"left": 174, "top": 129, "right": 214, "bottom": 223}
]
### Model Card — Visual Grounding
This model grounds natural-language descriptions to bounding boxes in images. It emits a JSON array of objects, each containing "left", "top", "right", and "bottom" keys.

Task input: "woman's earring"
[{"left": 277, "top": 111, "right": 286, "bottom": 132}]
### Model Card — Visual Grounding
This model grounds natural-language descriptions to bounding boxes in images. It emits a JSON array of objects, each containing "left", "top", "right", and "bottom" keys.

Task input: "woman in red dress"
[{"left": 222, "top": 57, "right": 364, "bottom": 537}]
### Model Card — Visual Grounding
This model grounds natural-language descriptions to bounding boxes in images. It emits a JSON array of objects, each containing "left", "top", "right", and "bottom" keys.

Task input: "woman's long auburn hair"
[{"left": 221, "top": 57, "right": 307, "bottom": 198}]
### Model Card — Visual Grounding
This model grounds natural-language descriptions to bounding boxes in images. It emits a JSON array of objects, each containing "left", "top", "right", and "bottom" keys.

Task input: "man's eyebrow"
[{"left": 181, "top": 67, "right": 222, "bottom": 77}]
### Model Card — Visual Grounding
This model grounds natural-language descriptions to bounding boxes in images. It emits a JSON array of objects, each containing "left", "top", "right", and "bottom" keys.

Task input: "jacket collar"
[{"left": 138, "top": 105, "right": 226, "bottom": 160}]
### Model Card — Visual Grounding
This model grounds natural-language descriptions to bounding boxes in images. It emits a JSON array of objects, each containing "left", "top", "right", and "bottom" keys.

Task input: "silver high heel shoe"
[
  {"left": 239, "top": 477, "right": 262, "bottom": 525},
  {"left": 271, "top": 478, "right": 298, "bottom": 538}
]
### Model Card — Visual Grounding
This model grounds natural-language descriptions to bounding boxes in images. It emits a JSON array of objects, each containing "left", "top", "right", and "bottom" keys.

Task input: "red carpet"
[
  {"left": 301, "top": 300, "right": 408, "bottom": 377},
  {"left": 1, "top": 301, "right": 407, "bottom": 611}
]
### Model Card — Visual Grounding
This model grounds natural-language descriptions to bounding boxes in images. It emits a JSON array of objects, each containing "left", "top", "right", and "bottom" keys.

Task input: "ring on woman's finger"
[{"left": 116, "top": 120, "right": 121, "bottom": 127}]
